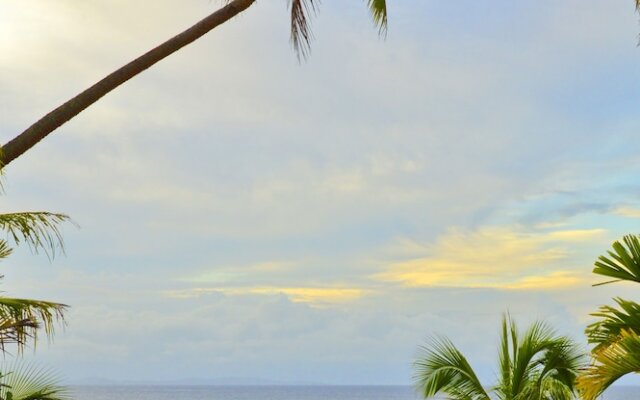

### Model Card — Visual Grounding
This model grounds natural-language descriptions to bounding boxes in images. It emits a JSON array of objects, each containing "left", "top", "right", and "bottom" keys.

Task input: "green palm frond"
[
  {"left": 508, "top": 320, "right": 556, "bottom": 396},
  {"left": 498, "top": 316, "right": 513, "bottom": 396},
  {"left": 0, "top": 362, "right": 70, "bottom": 400},
  {"left": 592, "top": 235, "right": 640, "bottom": 286},
  {"left": 289, "top": 0, "right": 317, "bottom": 59},
  {"left": 366, "top": 0, "right": 388, "bottom": 34},
  {"left": 535, "top": 336, "right": 583, "bottom": 391},
  {"left": 0, "top": 298, "right": 67, "bottom": 353},
  {"left": 536, "top": 377, "right": 576, "bottom": 400},
  {"left": 0, "top": 213, "right": 72, "bottom": 259},
  {"left": 417, "top": 315, "right": 583, "bottom": 400},
  {"left": 289, "top": 0, "right": 388, "bottom": 59},
  {"left": 414, "top": 336, "right": 491, "bottom": 400},
  {"left": 586, "top": 298, "right": 640, "bottom": 352},
  {"left": 577, "top": 330, "right": 640, "bottom": 400},
  {"left": 0, "top": 240, "right": 12, "bottom": 260},
  {"left": 512, "top": 335, "right": 581, "bottom": 399}
]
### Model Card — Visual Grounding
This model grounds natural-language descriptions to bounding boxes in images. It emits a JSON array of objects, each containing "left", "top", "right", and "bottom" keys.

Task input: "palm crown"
[{"left": 414, "top": 315, "right": 583, "bottom": 400}]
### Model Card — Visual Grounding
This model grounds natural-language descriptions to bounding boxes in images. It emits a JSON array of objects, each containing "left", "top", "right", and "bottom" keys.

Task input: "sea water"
[{"left": 69, "top": 385, "right": 639, "bottom": 400}]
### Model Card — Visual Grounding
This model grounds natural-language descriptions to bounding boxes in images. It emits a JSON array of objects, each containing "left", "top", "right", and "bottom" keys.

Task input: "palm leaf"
[
  {"left": 586, "top": 298, "right": 640, "bottom": 352},
  {"left": 537, "top": 377, "right": 576, "bottom": 400},
  {"left": 0, "top": 298, "right": 67, "bottom": 353},
  {"left": 289, "top": 0, "right": 388, "bottom": 59},
  {"left": 414, "top": 336, "right": 490, "bottom": 400},
  {"left": 366, "top": 0, "right": 388, "bottom": 34},
  {"left": 498, "top": 315, "right": 512, "bottom": 396},
  {"left": 494, "top": 316, "right": 582, "bottom": 400},
  {"left": 509, "top": 320, "right": 555, "bottom": 396},
  {"left": 415, "top": 316, "right": 582, "bottom": 400},
  {"left": 592, "top": 235, "right": 640, "bottom": 286},
  {"left": 577, "top": 330, "right": 640, "bottom": 400},
  {"left": 0, "top": 362, "right": 70, "bottom": 400},
  {"left": 289, "top": 0, "right": 317, "bottom": 59},
  {"left": 0, "top": 240, "right": 12, "bottom": 260},
  {"left": 0, "top": 213, "right": 72, "bottom": 260},
  {"left": 535, "top": 336, "right": 583, "bottom": 391}
]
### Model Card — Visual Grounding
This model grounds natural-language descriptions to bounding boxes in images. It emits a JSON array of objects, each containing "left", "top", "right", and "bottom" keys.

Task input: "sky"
[{"left": 1, "top": 0, "right": 640, "bottom": 386}]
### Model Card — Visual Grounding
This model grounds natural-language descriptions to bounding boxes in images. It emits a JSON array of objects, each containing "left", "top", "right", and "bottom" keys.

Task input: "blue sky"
[{"left": 1, "top": 0, "right": 640, "bottom": 385}]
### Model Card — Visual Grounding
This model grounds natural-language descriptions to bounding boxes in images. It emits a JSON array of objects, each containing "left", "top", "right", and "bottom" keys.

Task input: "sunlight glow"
[
  {"left": 164, "top": 286, "right": 366, "bottom": 305},
  {"left": 376, "top": 226, "right": 605, "bottom": 290}
]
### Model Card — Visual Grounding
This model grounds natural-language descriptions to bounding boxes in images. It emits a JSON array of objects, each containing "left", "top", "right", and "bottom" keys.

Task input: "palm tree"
[
  {"left": 0, "top": 212, "right": 70, "bottom": 400},
  {"left": 414, "top": 314, "right": 583, "bottom": 400},
  {"left": 0, "top": 0, "right": 388, "bottom": 167},
  {"left": 576, "top": 234, "right": 640, "bottom": 400},
  {"left": 0, "top": 175, "right": 71, "bottom": 399},
  {"left": 0, "top": 212, "right": 69, "bottom": 352}
]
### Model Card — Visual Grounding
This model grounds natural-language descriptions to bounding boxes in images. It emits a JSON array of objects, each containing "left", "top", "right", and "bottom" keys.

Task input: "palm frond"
[
  {"left": 592, "top": 235, "right": 640, "bottom": 286},
  {"left": 495, "top": 316, "right": 582, "bottom": 400},
  {"left": 0, "top": 318, "right": 39, "bottom": 351},
  {"left": 0, "top": 240, "right": 12, "bottom": 260},
  {"left": 0, "top": 298, "right": 67, "bottom": 353},
  {"left": 538, "top": 377, "right": 576, "bottom": 400},
  {"left": 289, "top": 0, "right": 317, "bottom": 60},
  {"left": 415, "top": 316, "right": 581, "bottom": 400},
  {"left": 498, "top": 315, "right": 512, "bottom": 396},
  {"left": 586, "top": 298, "right": 640, "bottom": 352},
  {"left": 414, "top": 336, "right": 490, "bottom": 400},
  {"left": 577, "top": 330, "right": 640, "bottom": 400},
  {"left": 509, "top": 320, "right": 555, "bottom": 395},
  {"left": 0, "top": 212, "right": 72, "bottom": 260},
  {"left": 289, "top": 0, "right": 388, "bottom": 59},
  {"left": 535, "top": 336, "right": 583, "bottom": 391},
  {"left": 0, "top": 362, "right": 70, "bottom": 400},
  {"left": 366, "top": 0, "right": 387, "bottom": 35}
]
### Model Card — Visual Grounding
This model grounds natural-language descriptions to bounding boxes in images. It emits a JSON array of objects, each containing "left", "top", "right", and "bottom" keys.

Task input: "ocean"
[{"left": 69, "top": 385, "right": 640, "bottom": 400}]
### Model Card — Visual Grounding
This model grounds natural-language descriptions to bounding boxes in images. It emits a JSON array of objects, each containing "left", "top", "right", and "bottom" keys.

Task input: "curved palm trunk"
[{"left": 0, "top": 0, "right": 256, "bottom": 167}]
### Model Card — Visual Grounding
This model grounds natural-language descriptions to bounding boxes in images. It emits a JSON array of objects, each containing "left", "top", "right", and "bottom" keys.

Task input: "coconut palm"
[
  {"left": 576, "top": 234, "right": 640, "bottom": 400},
  {"left": 414, "top": 314, "right": 583, "bottom": 400},
  {"left": 0, "top": 0, "right": 388, "bottom": 167}
]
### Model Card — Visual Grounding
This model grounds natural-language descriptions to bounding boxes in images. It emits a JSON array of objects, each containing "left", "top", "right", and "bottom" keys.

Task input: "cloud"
[
  {"left": 186, "top": 261, "right": 295, "bottom": 283},
  {"left": 164, "top": 286, "right": 366, "bottom": 306},
  {"left": 503, "top": 271, "right": 586, "bottom": 290},
  {"left": 613, "top": 206, "right": 640, "bottom": 218},
  {"left": 376, "top": 226, "right": 604, "bottom": 289}
]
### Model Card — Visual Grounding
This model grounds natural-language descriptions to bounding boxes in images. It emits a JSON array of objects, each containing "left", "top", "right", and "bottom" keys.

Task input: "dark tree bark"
[{"left": 0, "top": 0, "right": 256, "bottom": 167}]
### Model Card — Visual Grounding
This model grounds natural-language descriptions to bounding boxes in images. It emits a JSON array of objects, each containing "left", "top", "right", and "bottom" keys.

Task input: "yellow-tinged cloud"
[
  {"left": 375, "top": 226, "right": 603, "bottom": 290},
  {"left": 545, "top": 229, "right": 605, "bottom": 241},
  {"left": 502, "top": 271, "right": 587, "bottom": 290},
  {"left": 613, "top": 206, "right": 640, "bottom": 218},
  {"left": 165, "top": 286, "right": 365, "bottom": 305}
]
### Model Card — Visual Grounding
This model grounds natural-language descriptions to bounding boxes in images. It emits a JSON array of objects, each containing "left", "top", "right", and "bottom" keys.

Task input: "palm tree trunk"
[{"left": 0, "top": 0, "right": 256, "bottom": 167}]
